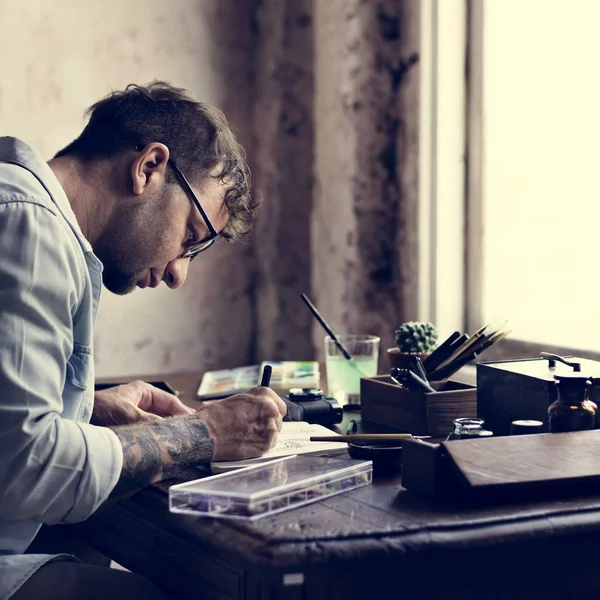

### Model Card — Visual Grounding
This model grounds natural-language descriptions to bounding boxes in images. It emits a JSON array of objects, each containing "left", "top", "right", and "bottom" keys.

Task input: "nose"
[{"left": 163, "top": 257, "right": 190, "bottom": 289}]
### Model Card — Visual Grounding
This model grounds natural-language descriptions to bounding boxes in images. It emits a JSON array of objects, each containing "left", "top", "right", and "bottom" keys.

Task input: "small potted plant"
[{"left": 387, "top": 321, "right": 439, "bottom": 370}]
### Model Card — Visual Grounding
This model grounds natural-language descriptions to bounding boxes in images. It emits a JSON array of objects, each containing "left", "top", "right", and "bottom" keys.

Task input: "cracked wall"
[
  {"left": 252, "top": 0, "right": 420, "bottom": 366},
  {"left": 312, "top": 0, "right": 420, "bottom": 365}
]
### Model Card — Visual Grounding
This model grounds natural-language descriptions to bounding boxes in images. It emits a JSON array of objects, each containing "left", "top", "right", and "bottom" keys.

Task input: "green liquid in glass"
[{"left": 325, "top": 356, "right": 378, "bottom": 397}]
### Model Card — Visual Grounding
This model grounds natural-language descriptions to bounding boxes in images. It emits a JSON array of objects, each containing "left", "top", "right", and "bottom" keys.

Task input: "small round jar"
[
  {"left": 510, "top": 419, "right": 544, "bottom": 435},
  {"left": 347, "top": 442, "right": 404, "bottom": 475},
  {"left": 447, "top": 417, "right": 493, "bottom": 440}
]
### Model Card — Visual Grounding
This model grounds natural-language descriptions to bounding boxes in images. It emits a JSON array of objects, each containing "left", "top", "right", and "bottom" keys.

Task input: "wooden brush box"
[{"left": 360, "top": 376, "right": 477, "bottom": 436}]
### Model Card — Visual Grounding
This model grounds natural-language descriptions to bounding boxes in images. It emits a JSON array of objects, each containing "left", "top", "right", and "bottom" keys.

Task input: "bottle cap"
[
  {"left": 553, "top": 373, "right": 591, "bottom": 395},
  {"left": 510, "top": 419, "right": 544, "bottom": 435},
  {"left": 554, "top": 373, "right": 591, "bottom": 380}
]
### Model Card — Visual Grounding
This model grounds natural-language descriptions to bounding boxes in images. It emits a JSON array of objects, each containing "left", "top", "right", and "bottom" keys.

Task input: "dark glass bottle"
[{"left": 548, "top": 374, "right": 597, "bottom": 433}]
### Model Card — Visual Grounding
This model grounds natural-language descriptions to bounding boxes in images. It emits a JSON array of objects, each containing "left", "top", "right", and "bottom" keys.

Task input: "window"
[{"left": 420, "top": 0, "right": 600, "bottom": 361}]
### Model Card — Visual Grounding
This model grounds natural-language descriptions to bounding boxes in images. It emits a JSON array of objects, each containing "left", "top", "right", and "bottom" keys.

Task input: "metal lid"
[{"left": 553, "top": 373, "right": 592, "bottom": 391}]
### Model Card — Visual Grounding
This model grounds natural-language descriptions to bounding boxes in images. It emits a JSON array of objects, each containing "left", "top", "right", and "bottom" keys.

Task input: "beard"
[
  {"left": 101, "top": 260, "right": 139, "bottom": 295},
  {"left": 93, "top": 203, "right": 158, "bottom": 295}
]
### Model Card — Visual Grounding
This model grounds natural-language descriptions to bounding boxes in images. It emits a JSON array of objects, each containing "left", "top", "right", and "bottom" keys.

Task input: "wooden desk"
[{"left": 81, "top": 372, "right": 600, "bottom": 599}]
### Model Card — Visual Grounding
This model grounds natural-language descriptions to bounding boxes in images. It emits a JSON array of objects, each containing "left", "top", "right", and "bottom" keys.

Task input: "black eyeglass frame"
[{"left": 170, "top": 161, "right": 219, "bottom": 260}]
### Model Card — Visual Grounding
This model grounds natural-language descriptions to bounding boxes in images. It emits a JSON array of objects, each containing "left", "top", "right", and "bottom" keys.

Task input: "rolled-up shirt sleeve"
[{"left": 0, "top": 197, "right": 123, "bottom": 524}]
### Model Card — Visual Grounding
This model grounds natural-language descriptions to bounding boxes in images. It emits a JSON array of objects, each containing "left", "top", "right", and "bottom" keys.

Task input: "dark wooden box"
[
  {"left": 477, "top": 357, "right": 600, "bottom": 437},
  {"left": 360, "top": 376, "right": 477, "bottom": 436}
]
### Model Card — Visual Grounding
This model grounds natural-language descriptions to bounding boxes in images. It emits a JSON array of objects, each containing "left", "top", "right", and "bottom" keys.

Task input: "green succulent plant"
[{"left": 394, "top": 321, "right": 439, "bottom": 354}]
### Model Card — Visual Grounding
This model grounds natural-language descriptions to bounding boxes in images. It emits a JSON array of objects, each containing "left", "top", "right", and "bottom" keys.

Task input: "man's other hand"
[
  {"left": 194, "top": 387, "right": 287, "bottom": 461},
  {"left": 92, "top": 380, "right": 193, "bottom": 427}
]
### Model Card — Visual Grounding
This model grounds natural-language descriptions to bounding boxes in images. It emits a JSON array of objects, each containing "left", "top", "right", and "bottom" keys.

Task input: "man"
[{"left": 0, "top": 81, "right": 285, "bottom": 599}]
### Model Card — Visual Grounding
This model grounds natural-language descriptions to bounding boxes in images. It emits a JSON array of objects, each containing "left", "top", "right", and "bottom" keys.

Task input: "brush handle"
[
  {"left": 428, "top": 352, "right": 477, "bottom": 381},
  {"left": 310, "top": 434, "right": 414, "bottom": 443},
  {"left": 300, "top": 294, "right": 353, "bottom": 361},
  {"left": 423, "top": 332, "right": 464, "bottom": 374}
]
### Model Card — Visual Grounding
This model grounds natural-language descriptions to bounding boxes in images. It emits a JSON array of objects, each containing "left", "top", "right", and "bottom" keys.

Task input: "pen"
[
  {"left": 390, "top": 368, "right": 436, "bottom": 393},
  {"left": 260, "top": 364, "right": 273, "bottom": 388},
  {"left": 407, "top": 355, "right": 428, "bottom": 382}
]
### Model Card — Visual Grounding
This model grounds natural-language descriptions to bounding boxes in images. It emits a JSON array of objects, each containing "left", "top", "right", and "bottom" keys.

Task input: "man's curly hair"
[{"left": 55, "top": 81, "right": 256, "bottom": 240}]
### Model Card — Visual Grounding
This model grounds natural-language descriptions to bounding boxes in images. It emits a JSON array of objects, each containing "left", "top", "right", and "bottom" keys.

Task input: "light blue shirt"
[{"left": 0, "top": 137, "right": 123, "bottom": 599}]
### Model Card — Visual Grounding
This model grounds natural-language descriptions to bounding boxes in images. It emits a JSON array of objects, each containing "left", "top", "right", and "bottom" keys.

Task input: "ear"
[{"left": 131, "top": 143, "right": 170, "bottom": 196}]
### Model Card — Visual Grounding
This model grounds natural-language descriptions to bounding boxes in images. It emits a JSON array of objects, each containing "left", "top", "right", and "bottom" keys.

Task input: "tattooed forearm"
[{"left": 109, "top": 414, "right": 214, "bottom": 498}]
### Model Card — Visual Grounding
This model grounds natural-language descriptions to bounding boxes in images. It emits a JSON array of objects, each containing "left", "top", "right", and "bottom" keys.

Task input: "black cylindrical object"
[{"left": 510, "top": 419, "right": 544, "bottom": 435}]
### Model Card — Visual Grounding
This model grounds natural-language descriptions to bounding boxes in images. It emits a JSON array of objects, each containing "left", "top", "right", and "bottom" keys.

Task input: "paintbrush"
[
  {"left": 428, "top": 323, "right": 511, "bottom": 380},
  {"left": 434, "top": 320, "right": 507, "bottom": 373},
  {"left": 428, "top": 352, "right": 477, "bottom": 381},
  {"left": 473, "top": 328, "right": 511, "bottom": 356},
  {"left": 310, "top": 434, "right": 430, "bottom": 443},
  {"left": 423, "top": 331, "right": 465, "bottom": 374},
  {"left": 300, "top": 293, "right": 368, "bottom": 377}
]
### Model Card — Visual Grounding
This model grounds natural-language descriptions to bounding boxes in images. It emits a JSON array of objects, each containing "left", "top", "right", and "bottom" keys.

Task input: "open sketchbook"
[{"left": 210, "top": 422, "right": 348, "bottom": 473}]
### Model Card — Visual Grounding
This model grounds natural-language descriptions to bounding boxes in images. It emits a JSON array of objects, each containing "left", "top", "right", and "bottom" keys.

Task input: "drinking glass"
[{"left": 325, "top": 335, "right": 380, "bottom": 407}]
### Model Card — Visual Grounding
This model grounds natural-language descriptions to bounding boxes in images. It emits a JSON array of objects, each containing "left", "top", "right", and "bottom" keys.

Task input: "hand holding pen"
[{"left": 193, "top": 364, "right": 286, "bottom": 460}]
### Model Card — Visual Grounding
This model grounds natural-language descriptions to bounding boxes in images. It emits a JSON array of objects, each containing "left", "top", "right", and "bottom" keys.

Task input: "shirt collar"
[{"left": 0, "top": 136, "right": 93, "bottom": 253}]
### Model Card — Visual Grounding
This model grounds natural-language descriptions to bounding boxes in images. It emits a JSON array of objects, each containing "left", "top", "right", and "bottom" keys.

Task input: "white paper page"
[{"left": 211, "top": 422, "right": 347, "bottom": 473}]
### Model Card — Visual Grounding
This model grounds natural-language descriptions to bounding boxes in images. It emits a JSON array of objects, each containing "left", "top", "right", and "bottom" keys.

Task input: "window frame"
[{"left": 418, "top": 0, "right": 468, "bottom": 338}]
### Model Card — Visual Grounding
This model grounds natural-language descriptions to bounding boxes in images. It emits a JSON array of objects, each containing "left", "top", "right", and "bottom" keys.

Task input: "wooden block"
[
  {"left": 401, "top": 439, "right": 464, "bottom": 500},
  {"left": 402, "top": 430, "right": 600, "bottom": 501},
  {"left": 444, "top": 429, "right": 600, "bottom": 490},
  {"left": 360, "top": 376, "right": 477, "bottom": 436}
]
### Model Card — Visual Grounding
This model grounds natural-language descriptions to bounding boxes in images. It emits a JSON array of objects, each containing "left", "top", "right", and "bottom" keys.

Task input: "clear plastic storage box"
[{"left": 169, "top": 455, "right": 373, "bottom": 520}]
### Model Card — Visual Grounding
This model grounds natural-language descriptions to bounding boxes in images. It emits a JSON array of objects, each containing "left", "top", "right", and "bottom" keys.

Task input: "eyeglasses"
[{"left": 170, "top": 161, "right": 219, "bottom": 260}]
